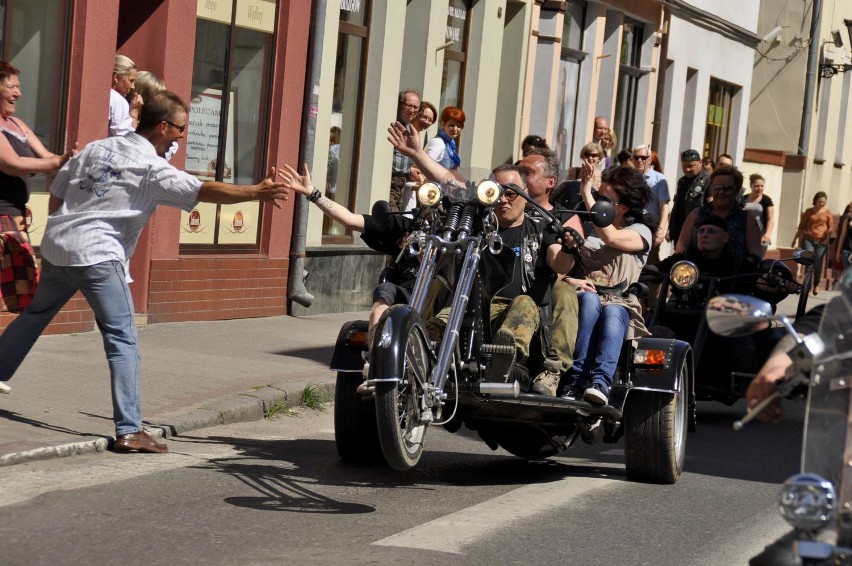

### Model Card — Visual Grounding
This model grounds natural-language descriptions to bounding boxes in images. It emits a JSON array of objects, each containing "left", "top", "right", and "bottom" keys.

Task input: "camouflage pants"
[
  {"left": 551, "top": 279, "right": 579, "bottom": 372},
  {"left": 426, "top": 294, "right": 540, "bottom": 361}
]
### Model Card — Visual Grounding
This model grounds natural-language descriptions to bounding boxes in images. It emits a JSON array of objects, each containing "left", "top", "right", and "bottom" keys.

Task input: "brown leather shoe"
[{"left": 114, "top": 430, "right": 168, "bottom": 453}]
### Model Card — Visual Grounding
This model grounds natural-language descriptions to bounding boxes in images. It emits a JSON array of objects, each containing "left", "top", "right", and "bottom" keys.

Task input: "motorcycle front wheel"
[{"left": 374, "top": 325, "right": 431, "bottom": 471}]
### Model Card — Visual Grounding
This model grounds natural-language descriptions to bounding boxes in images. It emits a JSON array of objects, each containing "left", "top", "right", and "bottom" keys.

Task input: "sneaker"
[
  {"left": 0, "top": 381, "right": 9, "bottom": 394},
  {"left": 532, "top": 370, "right": 560, "bottom": 397},
  {"left": 583, "top": 383, "right": 609, "bottom": 406},
  {"left": 485, "top": 328, "right": 516, "bottom": 383}
]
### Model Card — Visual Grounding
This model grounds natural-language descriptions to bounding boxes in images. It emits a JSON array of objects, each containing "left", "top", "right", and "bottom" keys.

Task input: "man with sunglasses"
[{"left": 0, "top": 92, "right": 290, "bottom": 453}]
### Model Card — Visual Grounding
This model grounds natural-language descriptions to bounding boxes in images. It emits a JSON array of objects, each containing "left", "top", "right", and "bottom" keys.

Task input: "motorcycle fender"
[
  {"left": 369, "top": 304, "right": 430, "bottom": 383},
  {"left": 629, "top": 337, "right": 692, "bottom": 393},
  {"left": 329, "top": 319, "right": 369, "bottom": 373}
]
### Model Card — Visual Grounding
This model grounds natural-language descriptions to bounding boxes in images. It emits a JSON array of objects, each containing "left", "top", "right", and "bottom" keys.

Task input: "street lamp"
[{"left": 819, "top": 19, "right": 852, "bottom": 78}]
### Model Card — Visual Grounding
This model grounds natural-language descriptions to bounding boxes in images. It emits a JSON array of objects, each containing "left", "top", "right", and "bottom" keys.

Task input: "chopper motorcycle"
[
  {"left": 330, "top": 175, "right": 693, "bottom": 483},
  {"left": 705, "top": 289, "right": 852, "bottom": 565},
  {"left": 643, "top": 249, "right": 814, "bottom": 407}
]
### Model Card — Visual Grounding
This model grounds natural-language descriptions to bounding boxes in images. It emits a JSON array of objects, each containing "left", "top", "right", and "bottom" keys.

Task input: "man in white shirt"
[{"left": 0, "top": 92, "right": 290, "bottom": 453}]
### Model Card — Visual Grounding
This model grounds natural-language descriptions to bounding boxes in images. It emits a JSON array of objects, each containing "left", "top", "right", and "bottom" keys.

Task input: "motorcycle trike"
[
  {"left": 644, "top": 250, "right": 814, "bottom": 407},
  {"left": 705, "top": 290, "right": 852, "bottom": 565},
  {"left": 330, "top": 175, "right": 693, "bottom": 483}
]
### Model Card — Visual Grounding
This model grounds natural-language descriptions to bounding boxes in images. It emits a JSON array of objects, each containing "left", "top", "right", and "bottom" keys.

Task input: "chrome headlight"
[
  {"left": 476, "top": 180, "right": 500, "bottom": 205},
  {"left": 417, "top": 182, "right": 442, "bottom": 207},
  {"left": 670, "top": 260, "right": 699, "bottom": 290},
  {"left": 779, "top": 473, "right": 836, "bottom": 531}
]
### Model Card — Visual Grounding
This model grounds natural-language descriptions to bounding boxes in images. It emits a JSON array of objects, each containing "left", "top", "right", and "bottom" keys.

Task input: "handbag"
[{"left": 0, "top": 217, "right": 39, "bottom": 313}]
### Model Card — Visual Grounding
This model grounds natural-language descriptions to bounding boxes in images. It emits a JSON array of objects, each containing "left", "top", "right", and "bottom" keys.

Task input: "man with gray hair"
[
  {"left": 632, "top": 144, "right": 670, "bottom": 249},
  {"left": 0, "top": 91, "right": 290, "bottom": 453},
  {"left": 389, "top": 88, "right": 422, "bottom": 211}
]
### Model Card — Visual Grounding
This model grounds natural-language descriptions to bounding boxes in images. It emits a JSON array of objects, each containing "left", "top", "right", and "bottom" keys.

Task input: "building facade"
[{"left": 0, "top": 0, "right": 310, "bottom": 334}]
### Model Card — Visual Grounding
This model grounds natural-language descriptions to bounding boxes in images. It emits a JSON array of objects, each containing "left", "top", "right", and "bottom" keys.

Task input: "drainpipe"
[
  {"left": 287, "top": 0, "right": 327, "bottom": 309},
  {"left": 798, "top": 0, "right": 821, "bottom": 156},
  {"left": 650, "top": 4, "right": 670, "bottom": 155}
]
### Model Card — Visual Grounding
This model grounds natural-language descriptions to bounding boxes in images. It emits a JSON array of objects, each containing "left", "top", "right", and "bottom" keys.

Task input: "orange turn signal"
[
  {"left": 633, "top": 349, "right": 667, "bottom": 366},
  {"left": 348, "top": 330, "right": 369, "bottom": 347}
]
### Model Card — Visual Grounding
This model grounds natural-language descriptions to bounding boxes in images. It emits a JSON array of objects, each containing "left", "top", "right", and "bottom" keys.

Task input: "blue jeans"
[
  {"left": 801, "top": 239, "right": 827, "bottom": 288},
  {"left": 566, "top": 291, "right": 629, "bottom": 390},
  {"left": 0, "top": 259, "right": 141, "bottom": 436}
]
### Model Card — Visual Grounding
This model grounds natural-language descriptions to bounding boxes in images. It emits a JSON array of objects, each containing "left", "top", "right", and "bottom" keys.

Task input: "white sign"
[
  {"left": 340, "top": 0, "right": 361, "bottom": 13},
  {"left": 186, "top": 89, "right": 235, "bottom": 182}
]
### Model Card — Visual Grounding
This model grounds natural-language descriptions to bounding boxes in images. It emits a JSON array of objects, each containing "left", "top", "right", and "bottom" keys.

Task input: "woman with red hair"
[{"left": 425, "top": 106, "right": 465, "bottom": 177}]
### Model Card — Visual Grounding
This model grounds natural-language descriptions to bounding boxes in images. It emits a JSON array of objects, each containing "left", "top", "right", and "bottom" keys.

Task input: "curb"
[{"left": 0, "top": 380, "right": 336, "bottom": 468}]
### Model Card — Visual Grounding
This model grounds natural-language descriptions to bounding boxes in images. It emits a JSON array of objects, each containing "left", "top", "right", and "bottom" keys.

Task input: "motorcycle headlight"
[
  {"left": 670, "top": 260, "right": 699, "bottom": 290},
  {"left": 779, "top": 473, "right": 836, "bottom": 532},
  {"left": 477, "top": 180, "right": 500, "bottom": 205},
  {"left": 417, "top": 182, "right": 442, "bottom": 207}
]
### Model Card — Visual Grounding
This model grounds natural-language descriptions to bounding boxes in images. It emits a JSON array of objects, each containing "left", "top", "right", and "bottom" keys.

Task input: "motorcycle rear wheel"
[
  {"left": 375, "top": 327, "right": 431, "bottom": 471},
  {"left": 334, "top": 371, "right": 383, "bottom": 464},
  {"left": 624, "top": 358, "right": 689, "bottom": 484}
]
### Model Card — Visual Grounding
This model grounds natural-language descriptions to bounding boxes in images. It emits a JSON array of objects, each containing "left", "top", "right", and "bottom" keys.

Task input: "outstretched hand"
[
  {"left": 387, "top": 121, "right": 421, "bottom": 157},
  {"left": 279, "top": 163, "right": 314, "bottom": 197},
  {"left": 256, "top": 166, "right": 290, "bottom": 208},
  {"left": 58, "top": 142, "right": 79, "bottom": 169}
]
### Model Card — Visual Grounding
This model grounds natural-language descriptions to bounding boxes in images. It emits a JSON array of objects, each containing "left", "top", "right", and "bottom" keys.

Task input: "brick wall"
[
  {"left": 0, "top": 295, "right": 95, "bottom": 335},
  {"left": 146, "top": 256, "right": 289, "bottom": 323}
]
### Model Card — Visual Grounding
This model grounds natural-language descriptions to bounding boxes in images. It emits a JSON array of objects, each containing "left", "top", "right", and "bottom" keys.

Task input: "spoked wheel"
[
  {"left": 624, "top": 356, "right": 690, "bottom": 484},
  {"left": 374, "top": 325, "right": 432, "bottom": 471},
  {"left": 334, "top": 371, "right": 383, "bottom": 464}
]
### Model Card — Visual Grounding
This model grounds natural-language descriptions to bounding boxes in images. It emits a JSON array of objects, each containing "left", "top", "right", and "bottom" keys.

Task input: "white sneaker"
[{"left": 0, "top": 381, "right": 10, "bottom": 394}]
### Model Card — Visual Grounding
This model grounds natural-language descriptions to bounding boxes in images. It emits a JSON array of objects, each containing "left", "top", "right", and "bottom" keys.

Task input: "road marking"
[{"left": 373, "top": 475, "right": 615, "bottom": 554}]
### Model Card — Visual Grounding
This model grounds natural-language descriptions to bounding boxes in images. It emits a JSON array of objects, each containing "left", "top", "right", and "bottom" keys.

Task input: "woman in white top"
[
  {"left": 109, "top": 54, "right": 143, "bottom": 137},
  {"left": 424, "top": 106, "right": 464, "bottom": 178}
]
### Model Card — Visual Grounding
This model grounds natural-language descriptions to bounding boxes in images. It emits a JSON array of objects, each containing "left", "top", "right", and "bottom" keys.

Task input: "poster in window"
[
  {"left": 217, "top": 202, "right": 261, "bottom": 244},
  {"left": 179, "top": 202, "right": 218, "bottom": 245},
  {"left": 186, "top": 88, "right": 235, "bottom": 182}
]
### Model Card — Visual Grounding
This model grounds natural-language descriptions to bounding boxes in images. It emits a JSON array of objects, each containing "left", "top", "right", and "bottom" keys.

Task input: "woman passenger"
[{"left": 560, "top": 164, "right": 653, "bottom": 405}]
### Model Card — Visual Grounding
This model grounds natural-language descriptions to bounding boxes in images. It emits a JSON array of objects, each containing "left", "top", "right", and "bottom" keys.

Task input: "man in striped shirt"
[{"left": 0, "top": 91, "right": 289, "bottom": 453}]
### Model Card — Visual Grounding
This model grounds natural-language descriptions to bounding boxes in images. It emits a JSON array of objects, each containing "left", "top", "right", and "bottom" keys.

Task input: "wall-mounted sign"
[
  {"left": 340, "top": 0, "right": 361, "bottom": 13},
  {"left": 197, "top": 0, "right": 234, "bottom": 24},
  {"left": 235, "top": 0, "right": 276, "bottom": 33}
]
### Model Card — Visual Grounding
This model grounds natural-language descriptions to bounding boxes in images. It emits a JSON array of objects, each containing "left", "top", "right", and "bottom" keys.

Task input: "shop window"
[
  {"left": 440, "top": 0, "right": 471, "bottom": 109},
  {"left": 613, "top": 18, "right": 643, "bottom": 150},
  {"left": 181, "top": 0, "right": 277, "bottom": 250},
  {"left": 324, "top": 0, "right": 371, "bottom": 240},
  {"left": 703, "top": 79, "right": 737, "bottom": 160},
  {"left": 0, "top": 0, "right": 71, "bottom": 191}
]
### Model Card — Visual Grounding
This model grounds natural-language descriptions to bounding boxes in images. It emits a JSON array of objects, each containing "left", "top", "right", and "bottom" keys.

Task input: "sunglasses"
[
  {"left": 166, "top": 120, "right": 187, "bottom": 134},
  {"left": 632, "top": 154, "right": 650, "bottom": 161}
]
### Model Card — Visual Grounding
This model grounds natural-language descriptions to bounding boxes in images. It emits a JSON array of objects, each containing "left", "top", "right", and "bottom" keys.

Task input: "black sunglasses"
[{"left": 166, "top": 120, "right": 187, "bottom": 134}]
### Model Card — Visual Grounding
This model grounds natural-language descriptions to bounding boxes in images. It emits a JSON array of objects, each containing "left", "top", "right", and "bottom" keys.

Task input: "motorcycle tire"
[
  {"left": 334, "top": 371, "right": 383, "bottom": 464},
  {"left": 374, "top": 325, "right": 431, "bottom": 471},
  {"left": 623, "top": 358, "right": 689, "bottom": 484}
]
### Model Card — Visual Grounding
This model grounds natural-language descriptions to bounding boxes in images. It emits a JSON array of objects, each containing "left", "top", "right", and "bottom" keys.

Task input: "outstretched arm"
[
  {"left": 280, "top": 163, "right": 365, "bottom": 231},
  {"left": 198, "top": 166, "right": 290, "bottom": 208}
]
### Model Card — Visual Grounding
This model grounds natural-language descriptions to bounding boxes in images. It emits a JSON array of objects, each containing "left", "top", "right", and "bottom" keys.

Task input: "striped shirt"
[{"left": 42, "top": 133, "right": 201, "bottom": 266}]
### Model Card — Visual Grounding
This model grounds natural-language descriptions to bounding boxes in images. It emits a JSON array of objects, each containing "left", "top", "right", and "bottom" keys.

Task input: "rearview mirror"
[
  {"left": 705, "top": 294, "right": 776, "bottom": 337},
  {"left": 792, "top": 249, "right": 815, "bottom": 266},
  {"left": 371, "top": 200, "right": 391, "bottom": 224},
  {"left": 589, "top": 200, "right": 615, "bottom": 228}
]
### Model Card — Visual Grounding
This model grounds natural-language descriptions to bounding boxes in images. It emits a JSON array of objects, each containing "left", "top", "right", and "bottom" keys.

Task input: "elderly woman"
[
  {"left": 675, "top": 165, "right": 762, "bottom": 260},
  {"left": 109, "top": 54, "right": 143, "bottom": 137},
  {"left": 559, "top": 163, "right": 654, "bottom": 405}
]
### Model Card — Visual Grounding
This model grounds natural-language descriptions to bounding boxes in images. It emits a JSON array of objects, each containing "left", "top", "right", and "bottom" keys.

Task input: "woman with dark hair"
[
  {"left": 559, "top": 163, "right": 654, "bottom": 405},
  {"left": 745, "top": 173, "right": 775, "bottom": 250},
  {"left": 792, "top": 191, "right": 833, "bottom": 295},
  {"left": 425, "top": 106, "right": 465, "bottom": 175},
  {"left": 675, "top": 164, "right": 762, "bottom": 260},
  {"left": 412, "top": 101, "right": 437, "bottom": 145},
  {"left": 521, "top": 134, "right": 548, "bottom": 157}
]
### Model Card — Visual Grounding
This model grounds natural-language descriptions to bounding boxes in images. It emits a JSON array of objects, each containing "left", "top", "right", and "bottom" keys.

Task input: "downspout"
[
  {"left": 650, "top": 4, "right": 670, "bottom": 154},
  {"left": 798, "top": 0, "right": 821, "bottom": 156},
  {"left": 287, "top": 0, "right": 327, "bottom": 308}
]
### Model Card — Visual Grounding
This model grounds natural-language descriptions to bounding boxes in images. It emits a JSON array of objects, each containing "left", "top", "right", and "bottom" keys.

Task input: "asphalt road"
[{"left": 0, "top": 399, "right": 802, "bottom": 566}]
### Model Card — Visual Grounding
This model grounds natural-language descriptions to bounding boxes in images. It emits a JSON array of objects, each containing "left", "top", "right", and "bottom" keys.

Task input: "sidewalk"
[{"left": 0, "top": 310, "right": 368, "bottom": 467}]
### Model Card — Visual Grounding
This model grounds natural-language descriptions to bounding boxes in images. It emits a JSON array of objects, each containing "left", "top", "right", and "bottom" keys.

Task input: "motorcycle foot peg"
[
  {"left": 356, "top": 382, "right": 375, "bottom": 395},
  {"left": 475, "top": 380, "right": 521, "bottom": 398}
]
